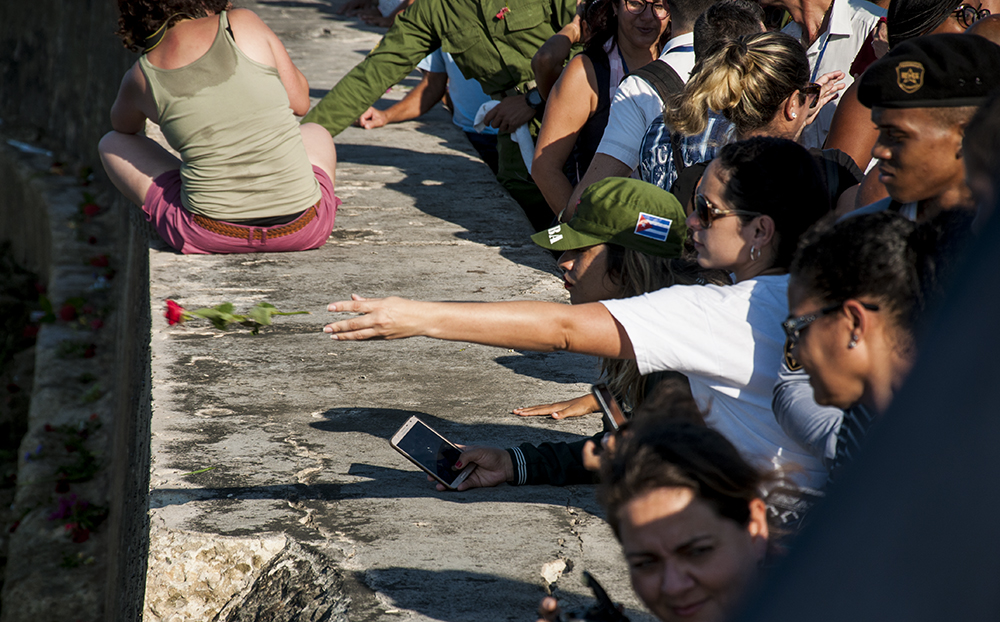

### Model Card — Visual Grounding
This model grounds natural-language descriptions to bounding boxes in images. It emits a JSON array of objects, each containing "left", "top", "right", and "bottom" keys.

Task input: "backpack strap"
[{"left": 630, "top": 60, "right": 685, "bottom": 105}]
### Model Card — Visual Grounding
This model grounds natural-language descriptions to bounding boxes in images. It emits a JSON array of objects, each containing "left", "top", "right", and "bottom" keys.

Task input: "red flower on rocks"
[
  {"left": 59, "top": 304, "right": 78, "bottom": 322},
  {"left": 165, "top": 300, "right": 187, "bottom": 325}
]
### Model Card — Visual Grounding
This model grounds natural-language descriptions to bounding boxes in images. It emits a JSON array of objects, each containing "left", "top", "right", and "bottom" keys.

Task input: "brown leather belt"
[{"left": 192, "top": 205, "right": 318, "bottom": 241}]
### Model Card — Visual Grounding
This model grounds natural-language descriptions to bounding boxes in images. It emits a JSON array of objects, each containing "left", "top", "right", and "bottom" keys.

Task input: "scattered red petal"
[
  {"left": 82, "top": 203, "right": 100, "bottom": 217},
  {"left": 6, "top": 383, "right": 20, "bottom": 394},
  {"left": 83, "top": 346, "right": 96, "bottom": 358},
  {"left": 88, "top": 255, "right": 109, "bottom": 268},
  {"left": 72, "top": 527, "right": 91, "bottom": 543},
  {"left": 22, "top": 325, "right": 39, "bottom": 338},
  {"left": 89, "top": 413, "right": 99, "bottom": 421},
  {"left": 45, "top": 424, "right": 55, "bottom": 432},
  {"left": 87, "top": 236, "right": 97, "bottom": 245},
  {"left": 59, "top": 305, "right": 77, "bottom": 322},
  {"left": 9, "top": 521, "right": 19, "bottom": 533},
  {"left": 90, "top": 319, "right": 104, "bottom": 331},
  {"left": 81, "top": 305, "right": 95, "bottom": 315}
]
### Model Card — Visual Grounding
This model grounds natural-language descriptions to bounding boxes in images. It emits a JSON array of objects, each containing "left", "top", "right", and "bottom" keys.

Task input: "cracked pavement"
[{"left": 143, "top": 1, "right": 656, "bottom": 620}]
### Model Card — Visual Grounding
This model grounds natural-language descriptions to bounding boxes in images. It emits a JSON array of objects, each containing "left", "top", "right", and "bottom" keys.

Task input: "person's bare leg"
[
  {"left": 299, "top": 122, "right": 337, "bottom": 188},
  {"left": 98, "top": 131, "right": 182, "bottom": 206}
]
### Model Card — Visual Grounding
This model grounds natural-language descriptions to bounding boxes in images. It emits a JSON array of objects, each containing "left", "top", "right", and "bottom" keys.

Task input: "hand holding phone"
[
  {"left": 591, "top": 384, "right": 626, "bottom": 432},
  {"left": 390, "top": 416, "right": 477, "bottom": 489}
]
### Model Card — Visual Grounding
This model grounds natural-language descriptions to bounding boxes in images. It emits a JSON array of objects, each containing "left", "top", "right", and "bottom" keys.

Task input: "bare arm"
[
  {"left": 531, "top": 13, "right": 585, "bottom": 99},
  {"left": 823, "top": 81, "right": 876, "bottom": 170},
  {"left": 563, "top": 153, "right": 633, "bottom": 219},
  {"left": 532, "top": 55, "right": 598, "bottom": 214},
  {"left": 324, "top": 295, "right": 635, "bottom": 359},
  {"left": 358, "top": 70, "right": 448, "bottom": 128},
  {"left": 110, "top": 65, "right": 151, "bottom": 134}
]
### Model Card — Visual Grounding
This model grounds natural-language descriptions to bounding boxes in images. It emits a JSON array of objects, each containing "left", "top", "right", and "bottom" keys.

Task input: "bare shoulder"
[
  {"left": 225, "top": 8, "right": 281, "bottom": 65},
  {"left": 558, "top": 53, "right": 599, "bottom": 93}
]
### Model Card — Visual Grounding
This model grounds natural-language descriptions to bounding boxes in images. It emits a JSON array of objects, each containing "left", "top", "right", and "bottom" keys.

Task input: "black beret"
[{"left": 858, "top": 33, "right": 1000, "bottom": 109}]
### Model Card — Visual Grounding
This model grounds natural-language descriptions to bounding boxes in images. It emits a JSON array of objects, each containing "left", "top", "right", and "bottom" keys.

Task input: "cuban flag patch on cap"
[{"left": 634, "top": 212, "right": 672, "bottom": 242}]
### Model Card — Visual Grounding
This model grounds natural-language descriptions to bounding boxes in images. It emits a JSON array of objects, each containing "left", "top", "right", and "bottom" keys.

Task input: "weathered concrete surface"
[{"left": 145, "top": 2, "right": 655, "bottom": 621}]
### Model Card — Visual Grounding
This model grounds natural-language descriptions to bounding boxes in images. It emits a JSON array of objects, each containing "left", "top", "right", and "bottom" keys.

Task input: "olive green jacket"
[{"left": 303, "top": 0, "right": 576, "bottom": 136}]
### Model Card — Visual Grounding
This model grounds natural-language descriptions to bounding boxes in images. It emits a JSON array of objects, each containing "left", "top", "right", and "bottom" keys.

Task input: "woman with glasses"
[
  {"left": 324, "top": 137, "right": 832, "bottom": 488},
  {"left": 826, "top": 0, "right": 990, "bottom": 177},
  {"left": 784, "top": 210, "right": 970, "bottom": 475},
  {"left": 532, "top": 0, "right": 670, "bottom": 213}
]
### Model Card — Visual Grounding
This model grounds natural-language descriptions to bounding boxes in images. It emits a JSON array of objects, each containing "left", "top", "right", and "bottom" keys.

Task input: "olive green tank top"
[{"left": 139, "top": 11, "right": 320, "bottom": 220}]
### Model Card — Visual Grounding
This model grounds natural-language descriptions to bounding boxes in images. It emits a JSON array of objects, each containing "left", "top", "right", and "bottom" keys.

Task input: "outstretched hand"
[
  {"left": 513, "top": 394, "right": 599, "bottom": 419},
  {"left": 325, "top": 294, "right": 422, "bottom": 340},
  {"left": 427, "top": 446, "right": 514, "bottom": 491}
]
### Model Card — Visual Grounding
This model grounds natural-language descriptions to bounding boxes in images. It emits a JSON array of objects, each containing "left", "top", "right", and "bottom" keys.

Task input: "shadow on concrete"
[
  {"left": 311, "top": 407, "right": 590, "bottom": 445},
  {"left": 360, "top": 567, "right": 551, "bottom": 622},
  {"left": 493, "top": 351, "right": 596, "bottom": 385},
  {"left": 148, "top": 462, "right": 588, "bottom": 509}
]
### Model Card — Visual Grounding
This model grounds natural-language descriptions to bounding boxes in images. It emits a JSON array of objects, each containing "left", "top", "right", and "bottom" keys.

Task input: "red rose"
[
  {"left": 495, "top": 6, "right": 510, "bottom": 18},
  {"left": 82, "top": 203, "right": 100, "bottom": 217},
  {"left": 71, "top": 527, "right": 91, "bottom": 543},
  {"left": 89, "top": 255, "right": 109, "bottom": 268},
  {"left": 165, "top": 300, "right": 186, "bottom": 325},
  {"left": 59, "top": 304, "right": 77, "bottom": 322}
]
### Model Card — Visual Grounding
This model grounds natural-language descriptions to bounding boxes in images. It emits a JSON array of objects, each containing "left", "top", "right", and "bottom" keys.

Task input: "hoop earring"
[{"left": 750, "top": 245, "right": 759, "bottom": 261}]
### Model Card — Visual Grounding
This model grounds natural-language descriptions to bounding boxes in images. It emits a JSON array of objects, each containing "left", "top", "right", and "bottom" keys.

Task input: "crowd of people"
[{"left": 99, "top": 0, "right": 1000, "bottom": 619}]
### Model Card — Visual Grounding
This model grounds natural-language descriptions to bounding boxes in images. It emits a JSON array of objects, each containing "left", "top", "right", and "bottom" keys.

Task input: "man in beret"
[{"left": 850, "top": 33, "right": 1000, "bottom": 223}]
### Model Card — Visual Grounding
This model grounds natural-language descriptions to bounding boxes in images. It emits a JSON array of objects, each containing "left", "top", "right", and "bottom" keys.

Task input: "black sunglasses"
[
  {"left": 953, "top": 4, "right": 990, "bottom": 28},
  {"left": 802, "top": 82, "right": 822, "bottom": 108},
  {"left": 693, "top": 194, "right": 762, "bottom": 229},
  {"left": 782, "top": 301, "right": 881, "bottom": 347}
]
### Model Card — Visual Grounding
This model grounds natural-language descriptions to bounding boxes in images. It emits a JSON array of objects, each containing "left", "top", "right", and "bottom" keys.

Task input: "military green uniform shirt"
[{"left": 304, "top": 0, "right": 575, "bottom": 136}]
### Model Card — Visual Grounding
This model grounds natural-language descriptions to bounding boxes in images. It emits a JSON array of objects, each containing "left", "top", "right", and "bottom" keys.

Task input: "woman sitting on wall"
[{"left": 99, "top": 0, "right": 339, "bottom": 254}]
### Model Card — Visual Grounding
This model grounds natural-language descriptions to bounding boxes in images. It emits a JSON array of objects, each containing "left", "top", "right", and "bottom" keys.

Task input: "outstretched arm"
[
  {"left": 324, "top": 295, "right": 634, "bottom": 359},
  {"left": 358, "top": 69, "right": 449, "bottom": 128}
]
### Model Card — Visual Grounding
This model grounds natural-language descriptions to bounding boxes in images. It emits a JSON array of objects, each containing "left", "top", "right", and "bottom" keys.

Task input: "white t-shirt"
[
  {"left": 784, "top": 0, "right": 884, "bottom": 149},
  {"left": 594, "top": 32, "right": 696, "bottom": 171},
  {"left": 417, "top": 50, "right": 497, "bottom": 135},
  {"left": 601, "top": 275, "right": 828, "bottom": 489}
]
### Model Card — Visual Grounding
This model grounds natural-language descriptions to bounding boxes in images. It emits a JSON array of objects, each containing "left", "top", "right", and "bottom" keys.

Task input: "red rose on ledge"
[
  {"left": 59, "top": 304, "right": 78, "bottom": 322},
  {"left": 165, "top": 300, "right": 187, "bottom": 325},
  {"left": 82, "top": 203, "right": 100, "bottom": 217}
]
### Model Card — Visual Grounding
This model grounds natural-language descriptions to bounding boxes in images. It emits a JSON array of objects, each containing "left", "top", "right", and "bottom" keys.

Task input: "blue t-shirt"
[{"left": 417, "top": 50, "right": 498, "bottom": 135}]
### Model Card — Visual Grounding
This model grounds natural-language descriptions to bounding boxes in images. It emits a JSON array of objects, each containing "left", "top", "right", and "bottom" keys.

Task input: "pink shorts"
[{"left": 142, "top": 166, "right": 340, "bottom": 255}]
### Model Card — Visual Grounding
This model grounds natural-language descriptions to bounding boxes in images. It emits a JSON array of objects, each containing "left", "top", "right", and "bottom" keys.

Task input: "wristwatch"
[{"left": 525, "top": 87, "right": 545, "bottom": 114}]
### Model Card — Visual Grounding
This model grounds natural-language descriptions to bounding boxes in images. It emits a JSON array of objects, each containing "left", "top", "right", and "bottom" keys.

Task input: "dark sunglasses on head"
[
  {"left": 802, "top": 82, "right": 822, "bottom": 108},
  {"left": 782, "top": 301, "right": 881, "bottom": 347},
  {"left": 953, "top": 4, "right": 990, "bottom": 28},
  {"left": 693, "top": 194, "right": 762, "bottom": 229}
]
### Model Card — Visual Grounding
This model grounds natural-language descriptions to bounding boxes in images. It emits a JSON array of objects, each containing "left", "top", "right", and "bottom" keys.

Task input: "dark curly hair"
[
  {"left": 598, "top": 406, "right": 764, "bottom": 539},
  {"left": 791, "top": 210, "right": 973, "bottom": 343},
  {"left": 116, "top": 0, "right": 233, "bottom": 52},
  {"left": 584, "top": 0, "right": 620, "bottom": 51}
]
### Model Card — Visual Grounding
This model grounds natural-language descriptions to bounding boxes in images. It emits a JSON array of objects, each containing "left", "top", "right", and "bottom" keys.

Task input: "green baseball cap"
[{"left": 531, "top": 178, "right": 687, "bottom": 258}]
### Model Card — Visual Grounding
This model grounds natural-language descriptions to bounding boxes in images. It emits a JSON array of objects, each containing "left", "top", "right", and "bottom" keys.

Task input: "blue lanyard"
[{"left": 810, "top": 32, "right": 832, "bottom": 82}]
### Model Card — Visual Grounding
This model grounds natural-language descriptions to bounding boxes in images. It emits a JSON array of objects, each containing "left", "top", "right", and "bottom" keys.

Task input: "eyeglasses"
[
  {"left": 623, "top": 0, "right": 669, "bottom": 19},
  {"left": 693, "top": 194, "right": 762, "bottom": 229},
  {"left": 952, "top": 4, "right": 990, "bottom": 28},
  {"left": 782, "top": 301, "right": 881, "bottom": 347},
  {"left": 802, "top": 82, "right": 822, "bottom": 109}
]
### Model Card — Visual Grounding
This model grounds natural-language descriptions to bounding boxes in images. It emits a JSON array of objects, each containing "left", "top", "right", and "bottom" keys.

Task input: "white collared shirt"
[
  {"left": 594, "top": 32, "right": 696, "bottom": 170},
  {"left": 785, "top": 0, "right": 884, "bottom": 149}
]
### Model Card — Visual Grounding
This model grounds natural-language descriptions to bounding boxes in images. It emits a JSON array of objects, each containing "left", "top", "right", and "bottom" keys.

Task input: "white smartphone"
[
  {"left": 592, "top": 383, "right": 627, "bottom": 431},
  {"left": 389, "top": 416, "right": 476, "bottom": 489}
]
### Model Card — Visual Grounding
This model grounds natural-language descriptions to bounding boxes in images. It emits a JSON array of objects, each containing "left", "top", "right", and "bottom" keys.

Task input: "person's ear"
[
  {"left": 783, "top": 92, "right": 800, "bottom": 122},
  {"left": 842, "top": 299, "right": 874, "bottom": 350},
  {"left": 747, "top": 498, "right": 769, "bottom": 562},
  {"left": 752, "top": 214, "right": 776, "bottom": 250}
]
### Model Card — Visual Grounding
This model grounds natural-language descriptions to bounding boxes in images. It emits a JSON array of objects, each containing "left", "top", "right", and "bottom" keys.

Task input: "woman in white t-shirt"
[{"left": 324, "top": 137, "right": 831, "bottom": 487}]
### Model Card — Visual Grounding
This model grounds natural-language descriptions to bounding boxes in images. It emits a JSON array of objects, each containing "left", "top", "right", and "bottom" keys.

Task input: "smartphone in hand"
[
  {"left": 591, "top": 383, "right": 626, "bottom": 432},
  {"left": 389, "top": 416, "right": 476, "bottom": 489}
]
